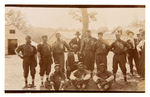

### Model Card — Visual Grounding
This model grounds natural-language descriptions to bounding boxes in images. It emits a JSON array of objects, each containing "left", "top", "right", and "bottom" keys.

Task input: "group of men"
[{"left": 15, "top": 28, "right": 145, "bottom": 90}]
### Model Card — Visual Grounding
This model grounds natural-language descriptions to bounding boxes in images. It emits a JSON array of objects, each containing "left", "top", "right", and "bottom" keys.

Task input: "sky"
[{"left": 6, "top": 7, "right": 145, "bottom": 30}]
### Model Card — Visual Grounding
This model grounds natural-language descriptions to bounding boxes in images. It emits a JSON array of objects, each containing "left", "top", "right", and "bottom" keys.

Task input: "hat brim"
[
  {"left": 127, "top": 32, "right": 134, "bottom": 35},
  {"left": 75, "top": 33, "right": 81, "bottom": 35}
]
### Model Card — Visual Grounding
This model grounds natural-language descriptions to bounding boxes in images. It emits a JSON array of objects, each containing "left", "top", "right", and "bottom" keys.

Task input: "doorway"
[{"left": 8, "top": 39, "right": 18, "bottom": 55}]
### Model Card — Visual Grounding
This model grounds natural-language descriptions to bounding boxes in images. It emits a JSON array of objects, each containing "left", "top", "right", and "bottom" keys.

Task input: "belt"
[
  {"left": 96, "top": 53, "right": 107, "bottom": 55},
  {"left": 114, "top": 53, "right": 124, "bottom": 55}
]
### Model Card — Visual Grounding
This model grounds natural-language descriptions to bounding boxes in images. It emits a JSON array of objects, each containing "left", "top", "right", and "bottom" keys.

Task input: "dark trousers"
[
  {"left": 128, "top": 53, "right": 134, "bottom": 74},
  {"left": 23, "top": 57, "right": 36, "bottom": 79},
  {"left": 66, "top": 52, "right": 78, "bottom": 79},
  {"left": 83, "top": 51, "right": 95, "bottom": 71},
  {"left": 138, "top": 47, "right": 145, "bottom": 78},
  {"left": 53, "top": 53, "right": 65, "bottom": 72},
  {"left": 53, "top": 81, "right": 61, "bottom": 90},
  {"left": 39, "top": 57, "right": 51, "bottom": 76},
  {"left": 96, "top": 54, "right": 107, "bottom": 70},
  {"left": 128, "top": 49, "right": 140, "bottom": 74},
  {"left": 113, "top": 54, "right": 126, "bottom": 75},
  {"left": 72, "top": 80, "right": 89, "bottom": 88}
]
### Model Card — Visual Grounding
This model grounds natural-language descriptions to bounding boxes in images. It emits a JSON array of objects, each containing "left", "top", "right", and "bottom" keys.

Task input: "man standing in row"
[
  {"left": 136, "top": 30, "right": 145, "bottom": 78},
  {"left": 69, "top": 31, "right": 81, "bottom": 53},
  {"left": 94, "top": 32, "right": 110, "bottom": 70},
  {"left": 110, "top": 33, "right": 128, "bottom": 82},
  {"left": 37, "top": 35, "right": 53, "bottom": 87},
  {"left": 126, "top": 31, "right": 136, "bottom": 75},
  {"left": 16, "top": 35, "right": 37, "bottom": 88},
  {"left": 52, "top": 33, "right": 70, "bottom": 72},
  {"left": 80, "top": 30, "right": 97, "bottom": 73},
  {"left": 66, "top": 32, "right": 83, "bottom": 79}
]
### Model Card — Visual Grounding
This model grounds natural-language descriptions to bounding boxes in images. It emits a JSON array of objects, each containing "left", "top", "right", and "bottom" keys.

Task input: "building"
[{"left": 5, "top": 25, "right": 26, "bottom": 55}]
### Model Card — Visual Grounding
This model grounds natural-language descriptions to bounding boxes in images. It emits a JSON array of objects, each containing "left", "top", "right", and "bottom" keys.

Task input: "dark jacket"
[
  {"left": 37, "top": 43, "right": 52, "bottom": 58},
  {"left": 110, "top": 39, "right": 128, "bottom": 55},
  {"left": 69, "top": 37, "right": 81, "bottom": 52},
  {"left": 50, "top": 71, "right": 65, "bottom": 83},
  {"left": 16, "top": 43, "right": 37, "bottom": 57},
  {"left": 16, "top": 43, "right": 37, "bottom": 66},
  {"left": 80, "top": 36, "right": 97, "bottom": 52},
  {"left": 94, "top": 39, "right": 110, "bottom": 55}
]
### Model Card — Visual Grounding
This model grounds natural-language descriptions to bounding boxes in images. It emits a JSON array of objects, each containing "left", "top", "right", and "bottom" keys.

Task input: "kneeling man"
[
  {"left": 93, "top": 63, "right": 114, "bottom": 91},
  {"left": 50, "top": 64, "right": 66, "bottom": 90},
  {"left": 70, "top": 63, "right": 91, "bottom": 89}
]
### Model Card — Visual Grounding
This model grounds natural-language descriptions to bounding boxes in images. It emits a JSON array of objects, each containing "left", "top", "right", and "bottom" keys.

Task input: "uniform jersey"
[
  {"left": 80, "top": 36, "right": 97, "bottom": 52},
  {"left": 16, "top": 43, "right": 37, "bottom": 57},
  {"left": 50, "top": 71, "right": 65, "bottom": 83},
  {"left": 110, "top": 39, "right": 128, "bottom": 54},
  {"left": 37, "top": 43, "right": 52, "bottom": 57},
  {"left": 52, "top": 39, "right": 70, "bottom": 54},
  {"left": 16, "top": 43, "right": 37, "bottom": 78},
  {"left": 127, "top": 40, "right": 134, "bottom": 49},
  {"left": 69, "top": 37, "right": 81, "bottom": 51},
  {"left": 94, "top": 39, "right": 110, "bottom": 55},
  {"left": 70, "top": 69, "right": 91, "bottom": 80}
]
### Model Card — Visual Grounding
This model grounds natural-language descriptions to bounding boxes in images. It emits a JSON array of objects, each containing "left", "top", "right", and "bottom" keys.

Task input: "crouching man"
[
  {"left": 50, "top": 64, "right": 66, "bottom": 90},
  {"left": 70, "top": 63, "right": 91, "bottom": 89},
  {"left": 93, "top": 63, "right": 114, "bottom": 91}
]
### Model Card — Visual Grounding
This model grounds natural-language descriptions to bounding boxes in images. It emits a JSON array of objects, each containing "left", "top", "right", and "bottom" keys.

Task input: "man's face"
[
  {"left": 98, "top": 66, "right": 105, "bottom": 73},
  {"left": 25, "top": 36, "right": 31, "bottom": 43},
  {"left": 137, "top": 34, "right": 140, "bottom": 39},
  {"left": 139, "top": 29, "right": 143, "bottom": 34},
  {"left": 87, "top": 31, "right": 91, "bottom": 37},
  {"left": 78, "top": 65, "right": 84, "bottom": 70},
  {"left": 56, "top": 33, "right": 61, "bottom": 39},
  {"left": 117, "top": 30, "right": 122, "bottom": 35},
  {"left": 76, "top": 34, "right": 80, "bottom": 38},
  {"left": 116, "top": 34, "right": 121, "bottom": 40},
  {"left": 129, "top": 33, "right": 134, "bottom": 38},
  {"left": 98, "top": 34, "right": 103, "bottom": 39},
  {"left": 55, "top": 66, "right": 60, "bottom": 72},
  {"left": 42, "top": 37, "right": 48, "bottom": 42}
]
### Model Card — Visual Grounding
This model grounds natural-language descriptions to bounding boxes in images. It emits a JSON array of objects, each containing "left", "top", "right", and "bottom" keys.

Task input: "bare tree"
[
  {"left": 130, "top": 19, "right": 145, "bottom": 28},
  {"left": 69, "top": 8, "right": 97, "bottom": 38},
  {"left": 5, "top": 9, "right": 30, "bottom": 33}
]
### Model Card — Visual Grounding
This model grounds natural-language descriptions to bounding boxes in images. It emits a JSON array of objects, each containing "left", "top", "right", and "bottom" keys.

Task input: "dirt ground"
[{"left": 5, "top": 52, "right": 145, "bottom": 92}]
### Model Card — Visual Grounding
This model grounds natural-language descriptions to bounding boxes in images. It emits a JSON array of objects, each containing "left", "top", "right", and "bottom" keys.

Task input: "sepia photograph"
[{"left": 5, "top": 5, "right": 145, "bottom": 93}]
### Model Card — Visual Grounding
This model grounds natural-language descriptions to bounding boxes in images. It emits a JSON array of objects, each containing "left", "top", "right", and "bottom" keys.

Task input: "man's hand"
[
  {"left": 78, "top": 51, "right": 82, "bottom": 56},
  {"left": 18, "top": 55, "right": 23, "bottom": 59},
  {"left": 76, "top": 78, "right": 81, "bottom": 81},
  {"left": 101, "top": 80, "right": 108, "bottom": 86}
]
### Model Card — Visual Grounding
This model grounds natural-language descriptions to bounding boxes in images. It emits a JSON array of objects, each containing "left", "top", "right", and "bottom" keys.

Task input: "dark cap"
[
  {"left": 42, "top": 35, "right": 48, "bottom": 39},
  {"left": 25, "top": 35, "right": 31, "bottom": 39},
  {"left": 139, "top": 28, "right": 144, "bottom": 32},
  {"left": 126, "top": 30, "right": 134, "bottom": 35},
  {"left": 54, "top": 64, "right": 60, "bottom": 69},
  {"left": 77, "top": 62, "right": 84, "bottom": 68},
  {"left": 98, "top": 32, "right": 103, "bottom": 35},
  {"left": 75, "top": 32, "right": 81, "bottom": 36},
  {"left": 55, "top": 32, "right": 61, "bottom": 37},
  {"left": 87, "top": 30, "right": 91, "bottom": 33}
]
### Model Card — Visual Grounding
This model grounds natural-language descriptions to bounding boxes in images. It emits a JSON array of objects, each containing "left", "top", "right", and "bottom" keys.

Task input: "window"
[{"left": 9, "top": 29, "right": 15, "bottom": 34}]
